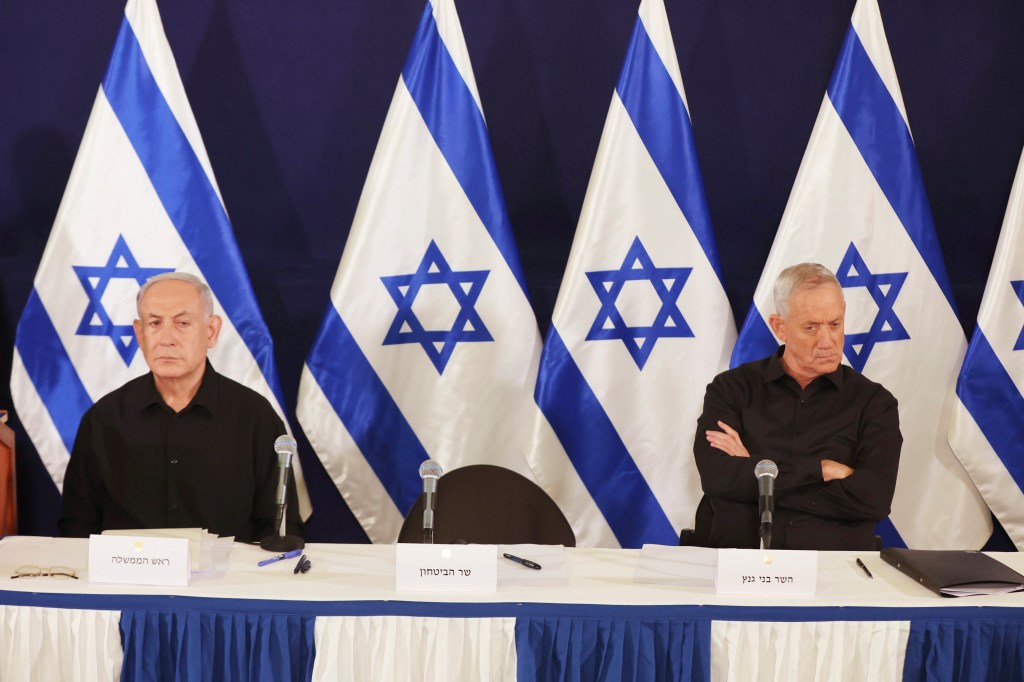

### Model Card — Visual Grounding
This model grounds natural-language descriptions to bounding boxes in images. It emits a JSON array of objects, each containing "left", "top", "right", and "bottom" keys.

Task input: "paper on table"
[
  {"left": 497, "top": 544, "right": 568, "bottom": 587},
  {"left": 941, "top": 582, "right": 1024, "bottom": 597},
  {"left": 634, "top": 544, "right": 717, "bottom": 588}
]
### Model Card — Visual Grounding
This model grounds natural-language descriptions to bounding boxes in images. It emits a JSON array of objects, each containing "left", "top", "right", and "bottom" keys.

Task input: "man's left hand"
[{"left": 821, "top": 459, "right": 854, "bottom": 481}]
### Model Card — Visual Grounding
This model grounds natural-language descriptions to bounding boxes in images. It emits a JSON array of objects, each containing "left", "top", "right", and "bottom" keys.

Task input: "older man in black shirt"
[
  {"left": 693, "top": 263, "right": 901, "bottom": 550},
  {"left": 59, "top": 272, "right": 301, "bottom": 543}
]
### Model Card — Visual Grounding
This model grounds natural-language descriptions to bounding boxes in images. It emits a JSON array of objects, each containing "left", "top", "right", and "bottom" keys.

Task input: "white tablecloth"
[{"left": 1, "top": 536, "right": 1021, "bottom": 681}]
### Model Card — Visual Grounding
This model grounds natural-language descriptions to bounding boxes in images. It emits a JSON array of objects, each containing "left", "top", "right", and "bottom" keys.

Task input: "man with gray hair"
[
  {"left": 690, "top": 263, "right": 901, "bottom": 550},
  {"left": 59, "top": 272, "right": 302, "bottom": 543}
]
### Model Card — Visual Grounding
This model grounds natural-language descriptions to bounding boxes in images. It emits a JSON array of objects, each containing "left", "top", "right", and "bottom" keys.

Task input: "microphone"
[
  {"left": 755, "top": 459, "right": 778, "bottom": 550},
  {"left": 418, "top": 460, "right": 443, "bottom": 544},
  {"left": 260, "top": 435, "right": 305, "bottom": 552}
]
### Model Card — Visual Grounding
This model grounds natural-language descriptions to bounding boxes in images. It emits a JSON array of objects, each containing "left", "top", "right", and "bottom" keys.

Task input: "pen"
[
  {"left": 856, "top": 557, "right": 873, "bottom": 579},
  {"left": 503, "top": 553, "right": 542, "bottom": 570},
  {"left": 258, "top": 549, "right": 303, "bottom": 567},
  {"left": 293, "top": 555, "right": 312, "bottom": 574}
]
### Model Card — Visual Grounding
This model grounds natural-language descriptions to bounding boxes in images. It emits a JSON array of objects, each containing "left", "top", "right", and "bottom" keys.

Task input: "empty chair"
[
  {"left": 678, "top": 495, "right": 712, "bottom": 547},
  {"left": 397, "top": 464, "right": 576, "bottom": 547}
]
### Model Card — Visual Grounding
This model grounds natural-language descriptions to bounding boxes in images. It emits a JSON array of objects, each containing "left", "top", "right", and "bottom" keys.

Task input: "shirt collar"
[
  {"left": 764, "top": 345, "right": 844, "bottom": 389},
  {"left": 135, "top": 359, "right": 219, "bottom": 415}
]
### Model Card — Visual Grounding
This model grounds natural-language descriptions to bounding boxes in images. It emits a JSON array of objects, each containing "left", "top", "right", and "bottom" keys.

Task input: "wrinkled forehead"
[
  {"left": 788, "top": 283, "right": 845, "bottom": 319},
  {"left": 138, "top": 280, "right": 206, "bottom": 316}
]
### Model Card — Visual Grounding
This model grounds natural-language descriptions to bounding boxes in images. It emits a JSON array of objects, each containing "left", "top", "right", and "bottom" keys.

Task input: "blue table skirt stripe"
[
  {"left": 119, "top": 610, "right": 315, "bottom": 682},
  {"left": 516, "top": 616, "right": 711, "bottom": 682},
  {"left": 3, "top": 590, "right": 1024, "bottom": 623},
  {"left": 902, "top": 618, "right": 1024, "bottom": 682}
]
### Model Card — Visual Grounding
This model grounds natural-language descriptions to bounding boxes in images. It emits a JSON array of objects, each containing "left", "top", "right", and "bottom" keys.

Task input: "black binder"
[{"left": 880, "top": 548, "right": 1024, "bottom": 597}]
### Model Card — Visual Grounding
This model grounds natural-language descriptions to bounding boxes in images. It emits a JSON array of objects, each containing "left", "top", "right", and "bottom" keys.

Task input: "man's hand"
[
  {"left": 706, "top": 421, "right": 750, "bottom": 458},
  {"left": 821, "top": 459, "right": 854, "bottom": 481}
]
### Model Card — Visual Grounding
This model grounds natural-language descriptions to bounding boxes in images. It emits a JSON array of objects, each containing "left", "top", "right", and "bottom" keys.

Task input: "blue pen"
[{"left": 258, "top": 549, "right": 303, "bottom": 567}]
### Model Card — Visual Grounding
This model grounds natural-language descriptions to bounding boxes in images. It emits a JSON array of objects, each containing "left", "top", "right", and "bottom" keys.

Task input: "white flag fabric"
[
  {"left": 297, "top": 0, "right": 542, "bottom": 543},
  {"left": 10, "top": 0, "right": 310, "bottom": 517},
  {"left": 731, "top": 0, "right": 989, "bottom": 549},
  {"left": 949, "top": 148, "right": 1024, "bottom": 549},
  {"left": 528, "top": 0, "right": 736, "bottom": 548}
]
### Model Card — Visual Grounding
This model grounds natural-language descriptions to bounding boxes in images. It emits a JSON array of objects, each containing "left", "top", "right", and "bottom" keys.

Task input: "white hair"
[
  {"left": 136, "top": 272, "right": 214, "bottom": 317},
  {"left": 773, "top": 263, "right": 842, "bottom": 318}
]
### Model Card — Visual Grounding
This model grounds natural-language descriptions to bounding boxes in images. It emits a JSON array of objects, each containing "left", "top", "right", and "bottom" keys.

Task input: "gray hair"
[
  {"left": 773, "top": 263, "right": 842, "bottom": 318},
  {"left": 136, "top": 272, "right": 215, "bottom": 317}
]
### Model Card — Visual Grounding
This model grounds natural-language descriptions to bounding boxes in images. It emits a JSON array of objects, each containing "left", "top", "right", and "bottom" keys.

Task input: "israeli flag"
[
  {"left": 732, "top": 0, "right": 989, "bottom": 549},
  {"left": 528, "top": 0, "right": 736, "bottom": 549},
  {"left": 296, "top": 0, "right": 542, "bottom": 543},
  {"left": 10, "top": 0, "right": 310, "bottom": 517},
  {"left": 949, "top": 148, "right": 1024, "bottom": 549}
]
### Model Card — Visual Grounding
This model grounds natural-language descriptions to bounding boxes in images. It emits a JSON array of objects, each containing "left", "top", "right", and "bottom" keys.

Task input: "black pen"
[
  {"left": 503, "top": 552, "right": 542, "bottom": 570},
  {"left": 856, "top": 557, "right": 873, "bottom": 579}
]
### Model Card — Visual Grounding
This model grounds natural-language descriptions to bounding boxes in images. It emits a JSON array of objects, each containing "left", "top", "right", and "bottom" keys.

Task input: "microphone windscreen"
[
  {"left": 274, "top": 435, "right": 298, "bottom": 457},
  {"left": 418, "top": 459, "right": 444, "bottom": 480},
  {"left": 754, "top": 459, "right": 779, "bottom": 480}
]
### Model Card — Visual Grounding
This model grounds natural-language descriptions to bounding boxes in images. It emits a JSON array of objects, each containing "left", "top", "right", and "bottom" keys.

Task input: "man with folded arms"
[
  {"left": 692, "top": 263, "right": 901, "bottom": 550},
  {"left": 59, "top": 272, "right": 301, "bottom": 543}
]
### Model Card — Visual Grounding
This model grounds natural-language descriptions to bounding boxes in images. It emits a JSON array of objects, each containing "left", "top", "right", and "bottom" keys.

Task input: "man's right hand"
[{"left": 706, "top": 421, "right": 750, "bottom": 458}]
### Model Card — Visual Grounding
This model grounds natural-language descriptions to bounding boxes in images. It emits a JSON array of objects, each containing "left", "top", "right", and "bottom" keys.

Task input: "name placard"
[
  {"left": 395, "top": 543, "right": 497, "bottom": 592},
  {"left": 716, "top": 549, "right": 818, "bottom": 596},
  {"left": 88, "top": 534, "right": 190, "bottom": 587}
]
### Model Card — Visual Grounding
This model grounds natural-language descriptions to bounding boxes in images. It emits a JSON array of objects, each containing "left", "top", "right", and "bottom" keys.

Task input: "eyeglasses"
[{"left": 9, "top": 565, "right": 79, "bottom": 580}]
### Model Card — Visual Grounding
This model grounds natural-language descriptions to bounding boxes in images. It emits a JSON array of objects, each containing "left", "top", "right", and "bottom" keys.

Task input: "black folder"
[{"left": 880, "top": 548, "right": 1024, "bottom": 597}]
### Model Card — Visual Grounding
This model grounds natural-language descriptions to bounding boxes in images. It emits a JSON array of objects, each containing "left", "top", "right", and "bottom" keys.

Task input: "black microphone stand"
[{"left": 260, "top": 501, "right": 304, "bottom": 552}]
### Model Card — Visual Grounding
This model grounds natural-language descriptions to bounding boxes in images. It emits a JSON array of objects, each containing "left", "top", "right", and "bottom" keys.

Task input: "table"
[{"left": 1, "top": 536, "right": 1022, "bottom": 681}]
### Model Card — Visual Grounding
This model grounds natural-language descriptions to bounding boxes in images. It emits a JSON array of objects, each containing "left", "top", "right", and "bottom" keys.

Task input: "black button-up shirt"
[
  {"left": 693, "top": 347, "right": 901, "bottom": 550},
  {"left": 59, "top": 361, "right": 302, "bottom": 543}
]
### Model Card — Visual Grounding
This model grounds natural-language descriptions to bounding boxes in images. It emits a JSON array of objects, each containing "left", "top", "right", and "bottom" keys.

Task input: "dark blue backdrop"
[{"left": 1, "top": 1, "right": 1022, "bottom": 543}]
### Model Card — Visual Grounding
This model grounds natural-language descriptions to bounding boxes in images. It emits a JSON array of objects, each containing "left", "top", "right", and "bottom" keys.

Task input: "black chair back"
[{"left": 397, "top": 464, "right": 576, "bottom": 546}]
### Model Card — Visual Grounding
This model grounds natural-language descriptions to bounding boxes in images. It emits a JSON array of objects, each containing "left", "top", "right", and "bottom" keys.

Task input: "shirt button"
[
  {"left": 170, "top": 459, "right": 179, "bottom": 465},
  {"left": 800, "top": 399, "right": 806, "bottom": 405}
]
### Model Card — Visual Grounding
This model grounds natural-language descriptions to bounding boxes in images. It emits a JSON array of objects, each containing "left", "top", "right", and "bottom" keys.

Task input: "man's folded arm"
[
  {"left": 693, "top": 376, "right": 761, "bottom": 502},
  {"left": 776, "top": 389, "right": 901, "bottom": 522}
]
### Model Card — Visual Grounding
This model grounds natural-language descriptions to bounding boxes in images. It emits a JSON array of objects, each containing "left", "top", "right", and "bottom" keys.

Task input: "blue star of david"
[
  {"left": 380, "top": 240, "right": 493, "bottom": 374},
  {"left": 1012, "top": 280, "right": 1024, "bottom": 351},
  {"left": 584, "top": 236, "right": 693, "bottom": 369},
  {"left": 835, "top": 243, "right": 910, "bottom": 372},
  {"left": 72, "top": 235, "right": 174, "bottom": 366}
]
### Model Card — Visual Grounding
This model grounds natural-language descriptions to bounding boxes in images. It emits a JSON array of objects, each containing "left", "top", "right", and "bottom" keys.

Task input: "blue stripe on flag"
[
  {"left": 306, "top": 307, "right": 428, "bottom": 515},
  {"left": 827, "top": 29, "right": 957, "bottom": 312},
  {"left": 14, "top": 289, "right": 94, "bottom": 454},
  {"left": 957, "top": 329, "right": 1024, "bottom": 491},
  {"left": 535, "top": 328, "right": 677, "bottom": 547},
  {"left": 401, "top": 4, "right": 531, "bottom": 300},
  {"left": 875, "top": 516, "right": 905, "bottom": 549},
  {"left": 616, "top": 19, "right": 725, "bottom": 286},
  {"left": 730, "top": 306, "right": 778, "bottom": 368},
  {"left": 101, "top": 17, "right": 285, "bottom": 405}
]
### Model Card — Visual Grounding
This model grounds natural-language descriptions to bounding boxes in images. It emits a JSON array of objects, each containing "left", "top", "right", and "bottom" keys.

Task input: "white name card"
[
  {"left": 88, "top": 534, "right": 190, "bottom": 587},
  {"left": 716, "top": 549, "right": 818, "bottom": 596},
  {"left": 395, "top": 543, "right": 497, "bottom": 592}
]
